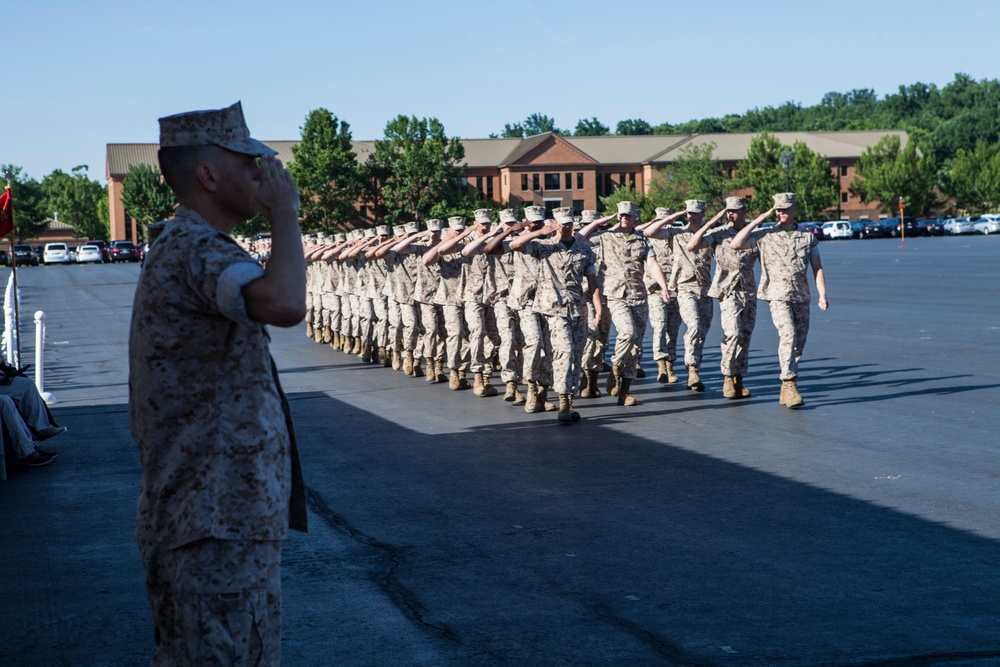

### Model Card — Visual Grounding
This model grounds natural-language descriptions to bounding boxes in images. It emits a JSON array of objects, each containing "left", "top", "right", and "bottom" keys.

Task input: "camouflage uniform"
[
  {"left": 590, "top": 229, "right": 656, "bottom": 381},
  {"left": 130, "top": 206, "right": 307, "bottom": 664},
  {"left": 322, "top": 253, "right": 341, "bottom": 337},
  {"left": 504, "top": 239, "right": 552, "bottom": 387},
  {"left": 366, "top": 250, "right": 390, "bottom": 352},
  {"left": 461, "top": 232, "right": 499, "bottom": 380},
  {"left": 645, "top": 232, "right": 681, "bottom": 364},
  {"left": 704, "top": 224, "right": 759, "bottom": 377},
  {"left": 411, "top": 242, "right": 446, "bottom": 365},
  {"left": 434, "top": 252, "right": 469, "bottom": 373},
  {"left": 491, "top": 251, "right": 523, "bottom": 384},
  {"left": 662, "top": 226, "right": 713, "bottom": 368},
  {"left": 524, "top": 236, "right": 597, "bottom": 395},
  {"left": 752, "top": 225, "right": 820, "bottom": 379}
]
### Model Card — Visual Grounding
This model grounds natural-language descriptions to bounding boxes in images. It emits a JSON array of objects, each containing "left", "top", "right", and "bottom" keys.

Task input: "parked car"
[
  {"left": 917, "top": 218, "right": 945, "bottom": 236},
  {"left": 890, "top": 217, "right": 924, "bottom": 238},
  {"left": 109, "top": 240, "right": 139, "bottom": 263},
  {"left": 858, "top": 221, "right": 885, "bottom": 239},
  {"left": 87, "top": 240, "right": 110, "bottom": 263},
  {"left": 821, "top": 221, "right": 853, "bottom": 240},
  {"left": 67, "top": 246, "right": 79, "bottom": 263},
  {"left": 43, "top": 242, "right": 71, "bottom": 264},
  {"left": 942, "top": 217, "right": 977, "bottom": 235},
  {"left": 12, "top": 244, "right": 39, "bottom": 266},
  {"left": 798, "top": 222, "right": 825, "bottom": 241},
  {"left": 974, "top": 214, "right": 1000, "bottom": 235},
  {"left": 76, "top": 245, "right": 103, "bottom": 264}
]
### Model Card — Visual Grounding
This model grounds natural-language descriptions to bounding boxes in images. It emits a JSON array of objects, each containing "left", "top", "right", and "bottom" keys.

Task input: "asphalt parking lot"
[{"left": 1, "top": 235, "right": 998, "bottom": 666}]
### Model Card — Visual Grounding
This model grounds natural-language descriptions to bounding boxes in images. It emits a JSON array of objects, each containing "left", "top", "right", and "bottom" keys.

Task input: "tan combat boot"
[
  {"left": 322, "top": 327, "right": 332, "bottom": 344},
  {"left": 473, "top": 371, "right": 485, "bottom": 396},
  {"left": 665, "top": 360, "right": 679, "bottom": 383},
  {"left": 403, "top": 351, "right": 414, "bottom": 376},
  {"left": 557, "top": 394, "right": 573, "bottom": 422},
  {"left": 435, "top": 359, "right": 448, "bottom": 383},
  {"left": 504, "top": 381, "right": 517, "bottom": 401},
  {"left": 617, "top": 378, "right": 637, "bottom": 406},
  {"left": 686, "top": 365, "right": 704, "bottom": 391},
  {"left": 449, "top": 369, "right": 461, "bottom": 390},
  {"left": 306, "top": 322, "right": 314, "bottom": 339},
  {"left": 511, "top": 382, "right": 526, "bottom": 405},
  {"left": 723, "top": 376, "right": 736, "bottom": 398},
  {"left": 607, "top": 365, "right": 620, "bottom": 397},
  {"left": 537, "top": 385, "right": 558, "bottom": 412},
  {"left": 656, "top": 360, "right": 670, "bottom": 384},
  {"left": 635, "top": 361, "right": 646, "bottom": 379},
  {"left": 425, "top": 358, "right": 437, "bottom": 382},
  {"left": 581, "top": 371, "right": 594, "bottom": 398},
  {"left": 412, "top": 357, "right": 424, "bottom": 377},
  {"left": 783, "top": 379, "right": 803, "bottom": 408},
  {"left": 361, "top": 343, "right": 373, "bottom": 363},
  {"left": 391, "top": 349, "right": 402, "bottom": 371},
  {"left": 481, "top": 375, "right": 498, "bottom": 397},
  {"left": 524, "top": 381, "right": 541, "bottom": 413},
  {"left": 734, "top": 376, "right": 752, "bottom": 399},
  {"left": 568, "top": 394, "right": 581, "bottom": 421}
]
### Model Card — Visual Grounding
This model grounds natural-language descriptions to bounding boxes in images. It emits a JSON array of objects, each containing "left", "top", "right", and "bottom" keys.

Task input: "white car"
[
  {"left": 43, "top": 243, "right": 71, "bottom": 264},
  {"left": 76, "top": 245, "right": 103, "bottom": 263},
  {"left": 821, "top": 221, "right": 853, "bottom": 240},
  {"left": 974, "top": 214, "right": 1000, "bottom": 235},
  {"left": 943, "top": 217, "right": 977, "bottom": 235}
]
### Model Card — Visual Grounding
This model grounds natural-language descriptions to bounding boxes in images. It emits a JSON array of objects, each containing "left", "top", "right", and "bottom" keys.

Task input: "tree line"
[{"left": 0, "top": 164, "right": 108, "bottom": 242}]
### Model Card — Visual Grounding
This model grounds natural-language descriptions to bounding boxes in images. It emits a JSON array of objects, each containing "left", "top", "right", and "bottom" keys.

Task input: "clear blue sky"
[{"left": 3, "top": 0, "right": 997, "bottom": 184}]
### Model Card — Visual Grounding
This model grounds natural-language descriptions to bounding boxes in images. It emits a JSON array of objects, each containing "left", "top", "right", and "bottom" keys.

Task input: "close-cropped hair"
[{"left": 158, "top": 144, "right": 224, "bottom": 197}]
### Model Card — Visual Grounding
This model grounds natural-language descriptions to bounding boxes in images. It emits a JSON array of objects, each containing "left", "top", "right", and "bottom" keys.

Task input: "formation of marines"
[{"left": 299, "top": 193, "right": 828, "bottom": 422}]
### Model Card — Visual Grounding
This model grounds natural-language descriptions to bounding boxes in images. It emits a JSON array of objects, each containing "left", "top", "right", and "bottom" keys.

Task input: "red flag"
[{"left": 0, "top": 187, "right": 13, "bottom": 238}]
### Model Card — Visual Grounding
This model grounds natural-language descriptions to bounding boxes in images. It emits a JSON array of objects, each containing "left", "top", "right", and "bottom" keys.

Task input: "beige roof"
[{"left": 107, "top": 129, "right": 907, "bottom": 178}]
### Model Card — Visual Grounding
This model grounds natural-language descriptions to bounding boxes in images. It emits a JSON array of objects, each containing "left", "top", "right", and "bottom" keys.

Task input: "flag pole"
[{"left": 4, "top": 185, "right": 22, "bottom": 365}]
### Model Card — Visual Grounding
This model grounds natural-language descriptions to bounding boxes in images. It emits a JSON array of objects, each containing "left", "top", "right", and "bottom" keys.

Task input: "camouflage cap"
[
  {"left": 334, "top": 233, "right": 346, "bottom": 242},
  {"left": 498, "top": 208, "right": 517, "bottom": 224},
  {"left": 405, "top": 221, "right": 420, "bottom": 234},
  {"left": 580, "top": 210, "right": 600, "bottom": 223},
  {"left": 685, "top": 199, "right": 706, "bottom": 213},
  {"left": 553, "top": 207, "right": 574, "bottom": 224},
  {"left": 316, "top": 232, "right": 327, "bottom": 239},
  {"left": 524, "top": 206, "right": 546, "bottom": 222},
  {"left": 363, "top": 228, "right": 377, "bottom": 238},
  {"left": 392, "top": 225, "right": 406, "bottom": 237},
  {"left": 448, "top": 216, "right": 467, "bottom": 230},
  {"left": 350, "top": 230, "right": 363, "bottom": 241},
  {"left": 158, "top": 101, "right": 277, "bottom": 157},
  {"left": 725, "top": 196, "right": 747, "bottom": 210},
  {"left": 426, "top": 218, "right": 444, "bottom": 231},
  {"left": 323, "top": 237, "right": 335, "bottom": 246},
  {"left": 654, "top": 207, "right": 670, "bottom": 218},
  {"left": 773, "top": 192, "right": 797, "bottom": 209},
  {"left": 473, "top": 209, "right": 493, "bottom": 224},
  {"left": 617, "top": 201, "right": 638, "bottom": 216},
  {"left": 375, "top": 224, "right": 389, "bottom": 236}
]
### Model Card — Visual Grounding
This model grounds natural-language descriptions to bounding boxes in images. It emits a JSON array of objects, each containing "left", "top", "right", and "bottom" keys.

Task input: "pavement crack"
[
  {"left": 306, "top": 487, "right": 461, "bottom": 645},
  {"left": 592, "top": 603, "right": 714, "bottom": 666}
]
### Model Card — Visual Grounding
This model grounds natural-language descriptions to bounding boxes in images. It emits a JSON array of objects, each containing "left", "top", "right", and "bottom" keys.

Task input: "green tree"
[
  {"left": 367, "top": 115, "right": 466, "bottom": 223},
  {"left": 0, "top": 165, "right": 49, "bottom": 241},
  {"left": 598, "top": 185, "right": 649, "bottom": 220},
  {"left": 42, "top": 165, "right": 108, "bottom": 240},
  {"left": 574, "top": 117, "right": 610, "bottom": 136},
  {"left": 499, "top": 113, "right": 563, "bottom": 138},
  {"left": 121, "top": 164, "right": 176, "bottom": 239},
  {"left": 289, "top": 108, "right": 364, "bottom": 233},
  {"left": 946, "top": 140, "right": 1000, "bottom": 214},
  {"left": 735, "top": 133, "right": 787, "bottom": 213},
  {"left": 616, "top": 119, "right": 653, "bottom": 135},
  {"left": 850, "top": 134, "right": 938, "bottom": 216},
  {"left": 647, "top": 142, "right": 735, "bottom": 214},
  {"left": 786, "top": 141, "right": 839, "bottom": 221}
]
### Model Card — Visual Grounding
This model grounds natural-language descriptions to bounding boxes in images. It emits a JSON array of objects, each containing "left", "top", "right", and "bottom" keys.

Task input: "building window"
[
  {"left": 565, "top": 172, "right": 572, "bottom": 190},
  {"left": 572, "top": 199, "right": 584, "bottom": 214},
  {"left": 476, "top": 176, "right": 483, "bottom": 192},
  {"left": 532, "top": 174, "right": 540, "bottom": 191},
  {"left": 605, "top": 173, "right": 614, "bottom": 193},
  {"left": 487, "top": 177, "right": 494, "bottom": 200},
  {"left": 544, "top": 173, "right": 560, "bottom": 190},
  {"left": 840, "top": 165, "right": 848, "bottom": 177},
  {"left": 619, "top": 173, "right": 626, "bottom": 187},
  {"left": 628, "top": 173, "right": 636, "bottom": 187},
  {"left": 543, "top": 199, "right": 562, "bottom": 217},
  {"left": 521, "top": 174, "right": 528, "bottom": 191},
  {"left": 841, "top": 191, "right": 848, "bottom": 204},
  {"left": 577, "top": 172, "right": 584, "bottom": 189}
]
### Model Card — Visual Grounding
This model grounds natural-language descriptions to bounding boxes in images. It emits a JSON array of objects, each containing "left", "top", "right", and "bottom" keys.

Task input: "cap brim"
[{"left": 216, "top": 137, "right": 278, "bottom": 157}]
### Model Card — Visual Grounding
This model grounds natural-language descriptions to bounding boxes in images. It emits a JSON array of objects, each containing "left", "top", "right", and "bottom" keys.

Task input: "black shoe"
[
  {"left": 16, "top": 451, "right": 54, "bottom": 467},
  {"left": 34, "top": 446, "right": 58, "bottom": 459},
  {"left": 36, "top": 425, "right": 67, "bottom": 441}
]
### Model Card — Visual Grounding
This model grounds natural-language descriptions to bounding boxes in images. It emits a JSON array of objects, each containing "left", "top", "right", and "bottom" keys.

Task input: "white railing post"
[{"left": 34, "top": 310, "right": 57, "bottom": 404}]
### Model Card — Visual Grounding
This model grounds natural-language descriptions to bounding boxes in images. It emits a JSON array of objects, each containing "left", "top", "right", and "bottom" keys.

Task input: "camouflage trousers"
[
  {"left": 582, "top": 296, "right": 611, "bottom": 372},
  {"left": 768, "top": 300, "right": 810, "bottom": 380},
  {"left": 465, "top": 301, "right": 499, "bottom": 376},
  {"left": 648, "top": 292, "right": 681, "bottom": 362},
  {"left": 139, "top": 538, "right": 282, "bottom": 667},
  {"left": 322, "top": 292, "right": 340, "bottom": 333},
  {"left": 372, "top": 296, "right": 389, "bottom": 349},
  {"left": 443, "top": 304, "right": 470, "bottom": 372},
  {"left": 346, "top": 294, "right": 360, "bottom": 338},
  {"left": 386, "top": 299, "right": 401, "bottom": 353},
  {"left": 399, "top": 302, "right": 420, "bottom": 353},
  {"left": 417, "top": 302, "right": 446, "bottom": 361},
  {"left": 358, "top": 296, "right": 375, "bottom": 346},
  {"left": 608, "top": 298, "right": 647, "bottom": 380},
  {"left": 548, "top": 313, "right": 588, "bottom": 395},
  {"left": 719, "top": 292, "right": 757, "bottom": 377},
  {"left": 494, "top": 299, "right": 523, "bottom": 383},
  {"left": 676, "top": 291, "right": 714, "bottom": 368},
  {"left": 518, "top": 308, "right": 553, "bottom": 386},
  {"left": 305, "top": 288, "right": 319, "bottom": 329}
]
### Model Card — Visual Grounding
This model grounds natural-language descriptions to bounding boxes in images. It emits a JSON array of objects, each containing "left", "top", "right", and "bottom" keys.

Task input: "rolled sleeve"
[{"left": 217, "top": 261, "right": 266, "bottom": 325}]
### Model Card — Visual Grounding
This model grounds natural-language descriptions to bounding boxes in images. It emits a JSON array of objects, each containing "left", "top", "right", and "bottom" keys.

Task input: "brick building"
[{"left": 106, "top": 129, "right": 905, "bottom": 240}]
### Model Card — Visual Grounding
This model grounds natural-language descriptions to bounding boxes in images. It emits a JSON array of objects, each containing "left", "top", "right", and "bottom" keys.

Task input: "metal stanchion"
[{"left": 34, "top": 310, "right": 57, "bottom": 404}]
